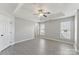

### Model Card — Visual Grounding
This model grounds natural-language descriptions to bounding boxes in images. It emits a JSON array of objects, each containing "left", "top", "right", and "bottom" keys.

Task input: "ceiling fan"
[{"left": 34, "top": 9, "right": 51, "bottom": 17}]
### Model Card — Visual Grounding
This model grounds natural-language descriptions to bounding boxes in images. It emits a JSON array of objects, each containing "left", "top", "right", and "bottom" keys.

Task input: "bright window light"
[
  {"left": 60, "top": 21, "right": 71, "bottom": 40},
  {"left": 40, "top": 23, "right": 45, "bottom": 35}
]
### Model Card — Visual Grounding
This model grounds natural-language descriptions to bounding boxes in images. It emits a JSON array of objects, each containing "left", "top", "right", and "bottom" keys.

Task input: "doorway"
[{"left": 0, "top": 15, "right": 13, "bottom": 51}]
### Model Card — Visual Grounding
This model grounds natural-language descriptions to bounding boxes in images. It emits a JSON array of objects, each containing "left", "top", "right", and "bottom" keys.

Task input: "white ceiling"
[
  {"left": 0, "top": 3, "right": 79, "bottom": 22},
  {"left": 0, "top": 3, "right": 17, "bottom": 14}
]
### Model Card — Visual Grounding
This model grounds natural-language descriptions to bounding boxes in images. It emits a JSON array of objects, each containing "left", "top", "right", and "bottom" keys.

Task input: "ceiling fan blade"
[
  {"left": 47, "top": 12, "right": 51, "bottom": 14},
  {"left": 43, "top": 15, "right": 47, "bottom": 17},
  {"left": 44, "top": 12, "right": 50, "bottom": 14},
  {"left": 38, "top": 9, "right": 43, "bottom": 12}
]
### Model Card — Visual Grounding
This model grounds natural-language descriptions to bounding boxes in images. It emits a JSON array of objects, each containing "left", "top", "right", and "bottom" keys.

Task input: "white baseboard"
[
  {"left": 44, "top": 38, "right": 74, "bottom": 45},
  {"left": 0, "top": 38, "right": 33, "bottom": 52},
  {"left": 11, "top": 38, "right": 33, "bottom": 45},
  {"left": 0, "top": 44, "right": 11, "bottom": 52}
]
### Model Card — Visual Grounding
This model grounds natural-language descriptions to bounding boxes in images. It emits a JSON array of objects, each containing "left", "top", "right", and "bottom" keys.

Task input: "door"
[
  {"left": 0, "top": 20, "right": 5, "bottom": 51},
  {"left": 0, "top": 15, "right": 12, "bottom": 51}
]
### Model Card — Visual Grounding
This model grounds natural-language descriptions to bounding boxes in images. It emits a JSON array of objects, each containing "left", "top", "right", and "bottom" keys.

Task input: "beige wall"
[
  {"left": 44, "top": 16, "right": 75, "bottom": 44},
  {"left": 15, "top": 17, "right": 35, "bottom": 42}
]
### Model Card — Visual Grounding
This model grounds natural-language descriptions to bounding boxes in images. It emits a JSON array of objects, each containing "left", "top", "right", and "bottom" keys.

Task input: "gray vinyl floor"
[{"left": 0, "top": 39, "right": 79, "bottom": 55}]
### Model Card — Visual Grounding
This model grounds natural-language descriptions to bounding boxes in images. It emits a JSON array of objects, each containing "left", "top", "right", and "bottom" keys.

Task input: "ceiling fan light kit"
[{"left": 34, "top": 8, "right": 51, "bottom": 17}]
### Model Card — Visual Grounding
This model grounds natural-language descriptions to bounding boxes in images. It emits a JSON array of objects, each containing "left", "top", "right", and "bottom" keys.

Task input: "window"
[{"left": 60, "top": 21, "right": 71, "bottom": 40}]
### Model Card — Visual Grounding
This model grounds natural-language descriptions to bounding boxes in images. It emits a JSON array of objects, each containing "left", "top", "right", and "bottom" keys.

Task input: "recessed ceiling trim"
[{"left": 13, "top": 3, "right": 24, "bottom": 14}]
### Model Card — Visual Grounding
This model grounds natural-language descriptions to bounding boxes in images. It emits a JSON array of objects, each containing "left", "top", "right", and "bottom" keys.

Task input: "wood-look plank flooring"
[{"left": 0, "top": 39, "right": 79, "bottom": 55}]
